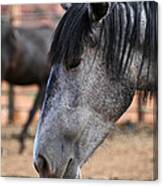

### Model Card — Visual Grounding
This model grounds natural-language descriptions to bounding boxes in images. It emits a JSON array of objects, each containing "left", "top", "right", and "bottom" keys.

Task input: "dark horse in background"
[
  {"left": 33, "top": 2, "right": 157, "bottom": 178},
  {"left": 1, "top": 18, "right": 53, "bottom": 153}
]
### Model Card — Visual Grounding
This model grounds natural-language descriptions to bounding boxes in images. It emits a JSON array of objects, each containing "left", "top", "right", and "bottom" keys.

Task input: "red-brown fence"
[{"left": 1, "top": 4, "right": 64, "bottom": 27}]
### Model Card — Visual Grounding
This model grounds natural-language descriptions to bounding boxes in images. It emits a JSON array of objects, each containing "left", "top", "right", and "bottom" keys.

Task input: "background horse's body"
[
  {"left": 33, "top": 2, "right": 157, "bottom": 178},
  {"left": 1, "top": 20, "right": 53, "bottom": 152}
]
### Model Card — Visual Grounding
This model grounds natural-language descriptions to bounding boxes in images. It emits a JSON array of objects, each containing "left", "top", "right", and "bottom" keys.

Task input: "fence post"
[
  {"left": 7, "top": 5, "right": 22, "bottom": 125},
  {"left": 153, "top": 93, "right": 158, "bottom": 179},
  {"left": 137, "top": 93, "right": 144, "bottom": 124},
  {"left": 10, "top": 5, "right": 22, "bottom": 27},
  {"left": 8, "top": 84, "right": 14, "bottom": 125}
]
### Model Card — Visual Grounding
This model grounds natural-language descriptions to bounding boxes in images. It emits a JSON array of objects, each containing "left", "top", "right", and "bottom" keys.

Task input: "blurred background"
[{"left": 1, "top": 4, "right": 157, "bottom": 180}]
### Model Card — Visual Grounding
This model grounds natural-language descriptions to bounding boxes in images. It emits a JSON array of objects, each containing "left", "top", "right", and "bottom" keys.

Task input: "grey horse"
[{"left": 33, "top": 2, "right": 157, "bottom": 178}]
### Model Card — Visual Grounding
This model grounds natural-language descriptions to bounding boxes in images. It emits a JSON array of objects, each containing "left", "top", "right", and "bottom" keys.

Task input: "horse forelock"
[{"left": 49, "top": 4, "right": 93, "bottom": 69}]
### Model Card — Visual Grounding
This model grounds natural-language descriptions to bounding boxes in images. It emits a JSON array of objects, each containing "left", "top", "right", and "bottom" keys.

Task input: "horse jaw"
[{"left": 73, "top": 107, "right": 115, "bottom": 169}]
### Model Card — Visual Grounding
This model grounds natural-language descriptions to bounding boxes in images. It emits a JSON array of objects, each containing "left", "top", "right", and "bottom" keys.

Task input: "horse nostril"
[
  {"left": 67, "top": 158, "right": 73, "bottom": 169},
  {"left": 34, "top": 155, "right": 55, "bottom": 177},
  {"left": 34, "top": 155, "right": 46, "bottom": 173},
  {"left": 65, "top": 158, "right": 72, "bottom": 172}
]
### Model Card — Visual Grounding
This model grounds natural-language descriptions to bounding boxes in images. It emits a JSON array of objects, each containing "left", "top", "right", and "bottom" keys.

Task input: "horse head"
[{"left": 33, "top": 2, "right": 157, "bottom": 178}]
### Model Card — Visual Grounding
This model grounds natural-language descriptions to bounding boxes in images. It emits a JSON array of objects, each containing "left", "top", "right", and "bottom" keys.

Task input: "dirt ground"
[{"left": 1, "top": 125, "right": 157, "bottom": 180}]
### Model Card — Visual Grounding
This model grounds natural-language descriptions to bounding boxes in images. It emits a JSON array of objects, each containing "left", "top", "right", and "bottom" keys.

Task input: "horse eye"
[{"left": 66, "top": 58, "right": 82, "bottom": 70}]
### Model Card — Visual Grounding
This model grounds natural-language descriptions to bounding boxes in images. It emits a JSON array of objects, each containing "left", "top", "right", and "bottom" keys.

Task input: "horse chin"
[
  {"left": 38, "top": 160, "right": 79, "bottom": 179},
  {"left": 37, "top": 168, "right": 57, "bottom": 178},
  {"left": 39, "top": 172, "right": 56, "bottom": 178}
]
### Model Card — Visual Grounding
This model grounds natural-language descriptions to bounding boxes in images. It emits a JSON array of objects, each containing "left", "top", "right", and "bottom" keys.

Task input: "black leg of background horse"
[
  {"left": 18, "top": 86, "right": 44, "bottom": 154},
  {"left": 8, "top": 84, "right": 14, "bottom": 125}
]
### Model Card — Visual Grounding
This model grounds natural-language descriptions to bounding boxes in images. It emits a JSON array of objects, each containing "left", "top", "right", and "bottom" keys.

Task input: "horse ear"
[
  {"left": 61, "top": 3, "right": 72, "bottom": 11},
  {"left": 89, "top": 3, "right": 109, "bottom": 22}
]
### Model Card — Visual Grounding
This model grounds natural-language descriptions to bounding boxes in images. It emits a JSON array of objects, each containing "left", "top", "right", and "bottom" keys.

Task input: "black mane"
[
  {"left": 103, "top": 1, "right": 157, "bottom": 79},
  {"left": 49, "top": 2, "right": 157, "bottom": 89}
]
